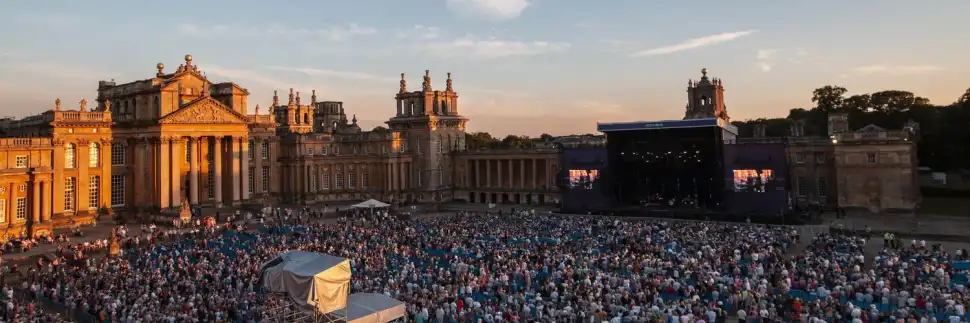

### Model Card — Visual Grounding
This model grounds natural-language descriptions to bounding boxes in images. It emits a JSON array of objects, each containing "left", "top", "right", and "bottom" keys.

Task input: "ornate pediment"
[{"left": 159, "top": 97, "right": 248, "bottom": 124}]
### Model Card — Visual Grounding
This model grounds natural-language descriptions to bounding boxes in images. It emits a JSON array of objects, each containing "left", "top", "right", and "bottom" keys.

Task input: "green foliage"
[{"left": 734, "top": 86, "right": 970, "bottom": 171}]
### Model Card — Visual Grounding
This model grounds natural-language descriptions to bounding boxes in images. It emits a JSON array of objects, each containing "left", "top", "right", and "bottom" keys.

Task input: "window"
[
  {"left": 309, "top": 147, "right": 315, "bottom": 156},
  {"left": 796, "top": 176, "right": 806, "bottom": 197},
  {"left": 794, "top": 153, "right": 804, "bottom": 164},
  {"left": 815, "top": 152, "right": 824, "bottom": 163},
  {"left": 382, "top": 146, "right": 388, "bottom": 154},
  {"left": 335, "top": 173, "right": 344, "bottom": 189},
  {"left": 65, "top": 144, "right": 77, "bottom": 168},
  {"left": 248, "top": 140, "right": 255, "bottom": 160},
  {"left": 818, "top": 177, "right": 827, "bottom": 197},
  {"left": 64, "top": 177, "right": 76, "bottom": 212},
  {"left": 185, "top": 142, "right": 192, "bottom": 164},
  {"left": 322, "top": 174, "right": 330, "bottom": 190},
  {"left": 111, "top": 145, "right": 125, "bottom": 166},
  {"left": 111, "top": 174, "right": 125, "bottom": 206},
  {"left": 88, "top": 143, "right": 100, "bottom": 167},
  {"left": 348, "top": 172, "right": 356, "bottom": 189},
  {"left": 89, "top": 175, "right": 100, "bottom": 209},
  {"left": 261, "top": 167, "right": 270, "bottom": 192},
  {"left": 0, "top": 199, "right": 5, "bottom": 223},
  {"left": 208, "top": 168, "right": 215, "bottom": 199},
  {"left": 867, "top": 153, "right": 877, "bottom": 164},
  {"left": 15, "top": 156, "right": 27, "bottom": 168},
  {"left": 15, "top": 198, "right": 26, "bottom": 220},
  {"left": 261, "top": 142, "right": 269, "bottom": 160},
  {"left": 437, "top": 136, "right": 443, "bottom": 154},
  {"left": 400, "top": 142, "right": 408, "bottom": 153},
  {"left": 248, "top": 167, "right": 255, "bottom": 196},
  {"left": 361, "top": 173, "right": 368, "bottom": 189},
  {"left": 310, "top": 167, "right": 318, "bottom": 192}
]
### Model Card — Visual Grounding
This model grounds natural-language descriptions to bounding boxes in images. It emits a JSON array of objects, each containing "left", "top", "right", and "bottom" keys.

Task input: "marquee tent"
[
  {"left": 344, "top": 293, "right": 406, "bottom": 323},
  {"left": 350, "top": 199, "right": 390, "bottom": 209},
  {"left": 261, "top": 251, "right": 352, "bottom": 314}
]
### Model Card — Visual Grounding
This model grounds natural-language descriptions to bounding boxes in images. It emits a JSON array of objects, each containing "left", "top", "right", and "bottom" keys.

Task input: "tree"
[
  {"left": 371, "top": 126, "right": 389, "bottom": 132},
  {"left": 464, "top": 132, "right": 497, "bottom": 149},
  {"left": 811, "top": 85, "right": 847, "bottom": 112},
  {"left": 957, "top": 88, "right": 970, "bottom": 105},
  {"left": 539, "top": 133, "right": 555, "bottom": 141},
  {"left": 501, "top": 135, "right": 530, "bottom": 149}
]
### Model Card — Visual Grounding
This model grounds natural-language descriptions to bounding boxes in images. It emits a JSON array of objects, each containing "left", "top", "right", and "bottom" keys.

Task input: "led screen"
[
  {"left": 568, "top": 169, "right": 600, "bottom": 190},
  {"left": 732, "top": 169, "right": 774, "bottom": 192}
]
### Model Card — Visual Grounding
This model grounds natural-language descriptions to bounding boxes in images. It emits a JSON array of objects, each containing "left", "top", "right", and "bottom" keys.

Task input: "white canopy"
[
  {"left": 345, "top": 293, "right": 406, "bottom": 323},
  {"left": 261, "top": 251, "right": 352, "bottom": 314},
  {"left": 351, "top": 199, "right": 390, "bottom": 209}
]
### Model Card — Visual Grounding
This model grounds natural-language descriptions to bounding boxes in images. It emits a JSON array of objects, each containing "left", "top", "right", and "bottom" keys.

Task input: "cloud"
[
  {"left": 422, "top": 37, "right": 570, "bottom": 59},
  {"left": 12, "top": 12, "right": 80, "bottom": 29},
  {"left": 265, "top": 66, "right": 397, "bottom": 83},
  {"left": 571, "top": 100, "right": 625, "bottom": 115},
  {"left": 631, "top": 30, "right": 758, "bottom": 57},
  {"left": 206, "top": 66, "right": 314, "bottom": 92},
  {"left": 445, "top": 0, "right": 531, "bottom": 21},
  {"left": 395, "top": 25, "right": 441, "bottom": 40},
  {"left": 756, "top": 49, "right": 778, "bottom": 72},
  {"left": 176, "top": 23, "right": 377, "bottom": 41},
  {"left": 851, "top": 65, "right": 944, "bottom": 75}
]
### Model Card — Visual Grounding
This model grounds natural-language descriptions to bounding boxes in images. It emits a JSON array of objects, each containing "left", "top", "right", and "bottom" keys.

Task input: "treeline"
[
  {"left": 464, "top": 133, "right": 557, "bottom": 149},
  {"left": 731, "top": 86, "right": 970, "bottom": 171}
]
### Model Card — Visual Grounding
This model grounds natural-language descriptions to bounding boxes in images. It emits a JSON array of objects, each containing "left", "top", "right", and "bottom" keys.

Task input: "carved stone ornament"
[{"left": 164, "top": 102, "right": 241, "bottom": 124}]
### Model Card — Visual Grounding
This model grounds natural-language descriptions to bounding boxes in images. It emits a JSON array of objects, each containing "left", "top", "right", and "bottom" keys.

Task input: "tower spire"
[
  {"left": 272, "top": 90, "right": 279, "bottom": 107},
  {"left": 288, "top": 88, "right": 295, "bottom": 105}
]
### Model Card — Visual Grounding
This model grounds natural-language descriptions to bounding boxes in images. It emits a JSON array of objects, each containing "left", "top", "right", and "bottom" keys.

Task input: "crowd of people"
[{"left": 0, "top": 206, "right": 968, "bottom": 322}]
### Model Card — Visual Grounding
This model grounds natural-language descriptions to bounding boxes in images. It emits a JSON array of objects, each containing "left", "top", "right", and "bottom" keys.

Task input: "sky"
[{"left": 1, "top": 0, "right": 967, "bottom": 137}]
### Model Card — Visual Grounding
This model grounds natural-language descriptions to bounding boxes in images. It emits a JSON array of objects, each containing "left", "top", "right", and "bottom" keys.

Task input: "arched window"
[
  {"left": 89, "top": 142, "right": 100, "bottom": 167},
  {"left": 65, "top": 144, "right": 77, "bottom": 168},
  {"left": 303, "top": 113, "right": 309, "bottom": 124},
  {"left": 699, "top": 96, "right": 709, "bottom": 105}
]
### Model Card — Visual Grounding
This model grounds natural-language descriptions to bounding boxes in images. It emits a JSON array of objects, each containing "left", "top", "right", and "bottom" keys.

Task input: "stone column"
[
  {"left": 508, "top": 159, "right": 514, "bottom": 189},
  {"left": 399, "top": 162, "right": 406, "bottom": 189},
  {"left": 519, "top": 159, "right": 525, "bottom": 189},
  {"left": 213, "top": 137, "right": 223, "bottom": 206},
  {"left": 486, "top": 160, "right": 492, "bottom": 187},
  {"left": 157, "top": 138, "right": 171, "bottom": 209},
  {"left": 134, "top": 139, "right": 146, "bottom": 206},
  {"left": 532, "top": 159, "right": 538, "bottom": 188},
  {"left": 546, "top": 159, "right": 553, "bottom": 187},
  {"left": 31, "top": 180, "right": 40, "bottom": 223},
  {"left": 100, "top": 141, "right": 111, "bottom": 211},
  {"left": 497, "top": 159, "right": 503, "bottom": 188},
  {"left": 253, "top": 140, "right": 263, "bottom": 195},
  {"left": 472, "top": 160, "right": 479, "bottom": 187},
  {"left": 78, "top": 141, "right": 90, "bottom": 212},
  {"left": 242, "top": 138, "right": 250, "bottom": 200},
  {"left": 231, "top": 137, "right": 242, "bottom": 204},
  {"left": 42, "top": 180, "right": 51, "bottom": 222},
  {"left": 189, "top": 138, "right": 200, "bottom": 204},
  {"left": 171, "top": 138, "right": 183, "bottom": 208}
]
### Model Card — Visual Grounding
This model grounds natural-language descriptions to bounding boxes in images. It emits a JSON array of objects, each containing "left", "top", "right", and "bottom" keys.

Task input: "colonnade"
[
  {"left": 283, "top": 159, "right": 411, "bottom": 195},
  {"left": 466, "top": 158, "right": 555, "bottom": 189}
]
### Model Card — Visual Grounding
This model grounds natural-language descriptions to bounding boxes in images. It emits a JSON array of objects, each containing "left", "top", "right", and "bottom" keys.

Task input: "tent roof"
[
  {"left": 265, "top": 251, "right": 348, "bottom": 276},
  {"left": 351, "top": 199, "right": 390, "bottom": 208},
  {"left": 345, "top": 293, "right": 406, "bottom": 323}
]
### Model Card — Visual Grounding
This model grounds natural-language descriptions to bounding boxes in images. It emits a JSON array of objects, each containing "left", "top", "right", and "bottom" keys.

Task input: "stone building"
[
  {"left": 452, "top": 149, "right": 561, "bottom": 205},
  {"left": 0, "top": 54, "right": 561, "bottom": 237}
]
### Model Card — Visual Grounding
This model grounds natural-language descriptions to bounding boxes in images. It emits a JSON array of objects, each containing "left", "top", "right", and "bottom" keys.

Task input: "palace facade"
[{"left": 0, "top": 55, "right": 561, "bottom": 237}]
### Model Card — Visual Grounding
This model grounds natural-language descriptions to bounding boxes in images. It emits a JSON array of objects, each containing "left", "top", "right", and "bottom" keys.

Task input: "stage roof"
[
  {"left": 261, "top": 251, "right": 352, "bottom": 315},
  {"left": 597, "top": 118, "right": 736, "bottom": 133},
  {"left": 344, "top": 293, "right": 406, "bottom": 323}
]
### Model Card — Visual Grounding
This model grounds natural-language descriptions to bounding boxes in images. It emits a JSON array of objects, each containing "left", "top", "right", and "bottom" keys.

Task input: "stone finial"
[
  {"left": 296, "top": 91, "right": 301, "bottom": 105},
  {"left": 311, "top": 89, "right": 317, "bottom": 104},
  {"left": 255, "top": 104, "right": 261, "bottom": 115},
  {"left": 156, "top": 63, "right": 165, "bottom": 77},
  {"left": 701, "top": 68, "right": 708, "bottom": 77},
  {"left": 288, "top": 88, "right": 295, "bottom": 105},
  {"left": 399, "top": 73, "right": 407, "bottom": 93},
  {"left": 272, "top": 89, "right": 279, "bottom": 106},
  {"left": 422, "top": 70, "right": 432, "bottom": 91},
  {"left": 79, "top": 98, "right": 87, "bottom": 112},
  {"left": 105, "top": 99, "right": 111, "bottom": 112},
  {"left": 352, "top": 114, "right": 357, "bottom": 124},
  {"left": 184, "top": 54, "right": 193, "bottom": 66},
  {"left": 446, "top": 72, "right": 454, "bottom": 92},
  {"left": 55, "top": 98, "right": 61, "bottom": 111}
]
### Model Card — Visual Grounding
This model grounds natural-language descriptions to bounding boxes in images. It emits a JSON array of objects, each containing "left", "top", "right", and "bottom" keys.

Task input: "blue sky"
[{"left": 1, "top": 0, "right": 967, "bottom": 136}]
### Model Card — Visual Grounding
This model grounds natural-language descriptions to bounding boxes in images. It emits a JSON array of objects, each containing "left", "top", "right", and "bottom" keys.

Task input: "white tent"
[
  {"left": 350, "top": 199, "right": 390, "bottom": 209},
  {"left": 261, "top": 251, "right": 352, "bottom": 314},
  {"left": 344, "top": 293, "right": 406, "bottom": 323}
]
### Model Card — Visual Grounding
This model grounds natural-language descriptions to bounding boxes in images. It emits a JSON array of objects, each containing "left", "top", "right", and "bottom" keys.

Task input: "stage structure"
[
  {"left": 260, "top": 251, "right": 406, "bottom": 323},
  {"left": 559, "top": 147, "right": 609, "bottom": 213},
  {"left": 722, "top": 140, "right": 790, "bottom": 215},
  {"left": 598, "top": 118, "right": 736, "bottom": 211}
]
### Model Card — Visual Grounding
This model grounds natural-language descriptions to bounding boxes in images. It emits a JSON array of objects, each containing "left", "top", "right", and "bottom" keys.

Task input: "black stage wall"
[
  {"left": 604, "top": 124, "right": 725, "bottom": 209},
  {"left": 722, "top": 142, "right": 790, "bottom": 215},
  {"left": 559, "top": 147, "right": 609, "bottom": 212}
]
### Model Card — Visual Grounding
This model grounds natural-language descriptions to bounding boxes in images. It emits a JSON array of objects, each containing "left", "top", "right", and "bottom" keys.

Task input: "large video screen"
[
  {"left": 568, "top": 169, "right": 600, "bottom": 190},
  {"left": 731, "top": 169, "right": 774, "bottom": 192}
]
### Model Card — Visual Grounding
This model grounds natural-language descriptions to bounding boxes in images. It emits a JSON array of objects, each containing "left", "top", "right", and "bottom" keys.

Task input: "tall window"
[
  {"left": 261, "top": 142, "right": 269, "bottom": 160},
  {"left": 248, "top": 167, "right": 255, "bottom": 196},
  {"left": 185, "top": 142, "right": 192, "bottom": 163},
  {"left": 64, "top": 177, "right": 76, "bottom": 212},
  {"left": 335, "top": 173, "right": 344, "bottom": 189},
  {"left": 348, "top": 172, "right": 356, "bottom": 189},
  {"left": 207, "top": 170, "right": 215, "bottom": 199},
  {"left": 248, "top": 140, "right": 255, "bottom": 160},
  {"left": 89, "top": 143, "right": 100, "bottom": 167},
  {"left": 867, "top": 153, "right": 877, "bottom": 164},
  {"left": 818, "top": 177, "right": 827, "bottom": 197},
  {"left": 796, "top": 176, "right": 807, "bottom": 197},
  {"left": 361, "top": 173, "right": 369, "bottom": 189},
  {"left": 15, "top": 156, "right": 27, "bottom": 168},
  {"left": 111, "top": 145, "right": 125, "bottom": 166},
  {"left": 0, "top": 199, "right": 5, "bottom": 223},
  {"left": 89, "top": 176, "right": 100, "bottom": 209},
  {"left": 322, "top": 174, "right": 330, "bottom": 190},
  {"left": 261, "top": 167, "right": 270, "bottom": 192},
  {"left": 111, "top": 174, "right": 125, "bottom": 206},
  {"left": 310, "top": 168, "right": 318, "bottom": 192},
  {"left": 794, "top": 153, "right": 804, "bottom": 164},
  {"left": 65, "top": 144, "right": 77, "bottom": 168},
  {"left": 15, "top": 198, "right": 26, "bottom": 220},
  {"left": 322, "top": 146, "right": 329, "bottom": 155}
]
